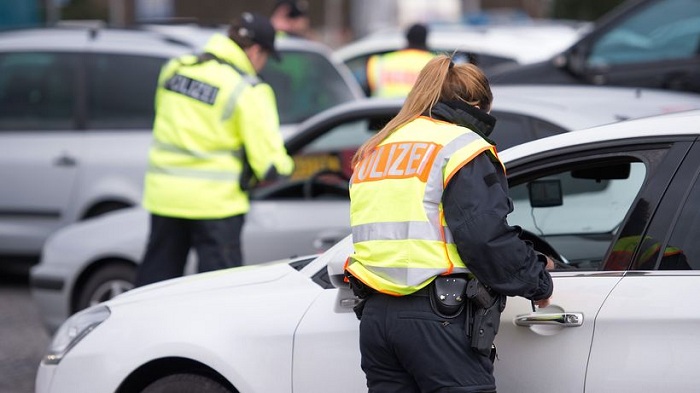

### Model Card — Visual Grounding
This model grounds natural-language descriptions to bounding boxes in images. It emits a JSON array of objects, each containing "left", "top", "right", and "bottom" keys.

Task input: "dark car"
[{"left": 490, "top": 0, "right": 700, "bottom": 93}]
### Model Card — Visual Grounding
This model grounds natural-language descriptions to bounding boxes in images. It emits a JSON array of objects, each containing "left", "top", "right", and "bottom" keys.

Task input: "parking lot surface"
[{"left": 0, "top": 270, "right": 50, "bottom": 393}]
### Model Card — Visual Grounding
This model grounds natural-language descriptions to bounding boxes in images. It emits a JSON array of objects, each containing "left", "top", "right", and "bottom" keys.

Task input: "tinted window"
[
  {"left": 491, "top": 111, "right": 533, "bottom": 150},
  {"left": 492, "top": 112, "right": 567, "bottom": 150},
  {"left": 87, "top": 54, "right": 166, "bottom": 129},
  {"left": 588, "top": 0, "right": 700, "bottom": 67},
  {"left": 658, "top": 172, "right": 700, "bottom": 270},
  {"left": 0, "top": 52, "right": 77, "bottom": 130},
  {"left": 261, "top": 51, "right": 357, "bottom": 124},
  {"left": 509, "top": 160, "right": 646, "bottom": 270}
]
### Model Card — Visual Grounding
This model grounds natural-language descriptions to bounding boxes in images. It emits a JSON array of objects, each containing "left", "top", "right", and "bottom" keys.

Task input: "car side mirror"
[
  {"left": 329, "top": 273, "right": 350, "bottom": 289},
  {"left": 528, "top": 179, "right": 563, "bottom": 208}
]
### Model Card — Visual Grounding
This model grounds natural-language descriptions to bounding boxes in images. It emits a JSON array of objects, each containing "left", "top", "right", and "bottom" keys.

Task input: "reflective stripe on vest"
[
  {"left": 221, "top": 74, "right": 258, "bottom": 121},
  {"left": 347, "top": 117, "right": 501, "bottom": 295},
  {"left": 151, "top": 139, "right": 244, "bottom": 160}
]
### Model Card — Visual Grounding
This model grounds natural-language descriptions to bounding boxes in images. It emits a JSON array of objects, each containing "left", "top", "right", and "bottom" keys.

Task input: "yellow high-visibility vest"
[
  {"left": 346, "top": 116, "right": 503, "bottom": 296},
  {"left": 144, "top": 34, "right": 293, "bottom": 219},
  {"left": 366, "top": 49, "right": 436, "bottom": 98}
]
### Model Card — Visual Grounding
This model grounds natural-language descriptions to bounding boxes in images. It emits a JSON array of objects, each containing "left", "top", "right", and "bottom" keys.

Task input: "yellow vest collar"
[{"left": 203, "top": 33, "right": 256, "bottom": 76}]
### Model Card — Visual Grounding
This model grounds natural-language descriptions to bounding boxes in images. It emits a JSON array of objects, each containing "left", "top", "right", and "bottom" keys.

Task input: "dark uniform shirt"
[{"left": 432, "top": 100, "right": 553, "bottom": 300}]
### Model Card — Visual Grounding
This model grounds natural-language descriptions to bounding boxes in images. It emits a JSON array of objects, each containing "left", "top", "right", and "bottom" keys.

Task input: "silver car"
[
  {"left": 0, "top": 26, "right": 362, "bottom": 270},
  {"left": 30, "top": 85, "right": 700, "bottom": 333}
]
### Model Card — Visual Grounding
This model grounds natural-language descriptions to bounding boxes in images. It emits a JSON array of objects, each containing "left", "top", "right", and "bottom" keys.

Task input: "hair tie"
[{"left": 448, "top": 60, "right": 455, "bottom": 70}]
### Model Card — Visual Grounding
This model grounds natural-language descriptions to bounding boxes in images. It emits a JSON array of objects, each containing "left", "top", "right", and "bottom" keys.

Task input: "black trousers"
[
  {"left": 359, "top": 293, "right": 497, "bottom": 393},
  {"left": 135, "top": 213, "right": 244, "bottom": 287}
]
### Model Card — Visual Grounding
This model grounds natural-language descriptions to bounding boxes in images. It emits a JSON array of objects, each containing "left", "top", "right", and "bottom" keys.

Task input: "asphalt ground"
[{"left": 0, "top": 269, "right": 50, "bottom": 393}]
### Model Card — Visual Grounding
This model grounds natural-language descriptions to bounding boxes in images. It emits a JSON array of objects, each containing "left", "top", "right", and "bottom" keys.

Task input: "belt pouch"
[{"left": 429, "top": 275, "right": 468, "bottom": 318}]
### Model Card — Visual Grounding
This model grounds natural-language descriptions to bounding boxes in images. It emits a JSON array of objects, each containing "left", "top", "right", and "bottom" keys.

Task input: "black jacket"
[{"left": 431, "top": 100, "right": 553, "bottom": 301}]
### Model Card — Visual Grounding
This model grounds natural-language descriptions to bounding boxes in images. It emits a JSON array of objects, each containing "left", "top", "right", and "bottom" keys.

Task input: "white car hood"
[{"left": 109, "top": 260, "right": 296, "bottom": 305}]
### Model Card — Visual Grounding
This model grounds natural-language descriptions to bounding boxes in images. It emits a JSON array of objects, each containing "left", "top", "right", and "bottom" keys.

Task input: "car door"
[
  {"left": 585, "top": 139, "right": 700, "bottom": 391},
  {"left": 494, "top": 138, "right": 691, "bottom": 392},
  {"left": 583, "top": 0, "right": 700, "bottom": 92},
  {"left": 0, "top": 51, "right": 82, "bottom": 256}
]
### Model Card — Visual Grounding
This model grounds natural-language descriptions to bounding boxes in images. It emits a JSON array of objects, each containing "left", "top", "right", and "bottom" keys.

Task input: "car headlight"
[{"left": 43, "top": 305, "right": 110, "bottom": 365}]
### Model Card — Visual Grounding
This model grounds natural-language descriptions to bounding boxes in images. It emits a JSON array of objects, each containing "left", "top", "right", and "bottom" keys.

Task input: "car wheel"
[
  {"left": 141, "top": 374, "right": 233, "bottom": 393},
  {"left": 76, "top": 264, "right": 135, "bottom": 311}
]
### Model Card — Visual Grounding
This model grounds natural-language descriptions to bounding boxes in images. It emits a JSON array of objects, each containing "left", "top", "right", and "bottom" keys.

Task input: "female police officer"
[{"left": 345, "top": 55, "right": 554, "bottom": 393}]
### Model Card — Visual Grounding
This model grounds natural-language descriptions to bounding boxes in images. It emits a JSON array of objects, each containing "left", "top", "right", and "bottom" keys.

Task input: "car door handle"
[
  {"left": 53, "top": 153, "right": 77, "bottom": 167},
  {"left": 515, "top": 312, "right": 583, "bottom": 327},
  {"left": 339, "top": 297, "right": 361, "bottom": 308}
]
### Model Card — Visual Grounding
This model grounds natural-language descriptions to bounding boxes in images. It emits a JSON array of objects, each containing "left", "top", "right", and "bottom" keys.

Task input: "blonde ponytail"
[{"left": 352, "top": 55, "right": 493, "bottom": 167}]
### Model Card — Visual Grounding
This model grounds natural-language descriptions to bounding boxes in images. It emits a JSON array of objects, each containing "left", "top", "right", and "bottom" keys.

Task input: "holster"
[
  {"left": 466, "top": 279, "right": 507, "bottom": 357},
  {"left": 346, "top": 273, "right": 374, "bottom": 320},
  {"left": 429, "top": 275, "right": 469, "bottom": 318}
]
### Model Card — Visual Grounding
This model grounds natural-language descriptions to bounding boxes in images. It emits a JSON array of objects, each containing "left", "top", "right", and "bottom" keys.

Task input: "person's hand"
[
  {"left": 534, "top": 297, "right": 551, "bottom": 308},
  {"left": 544, "top": 255, "right": 556, "bottom": 271}
]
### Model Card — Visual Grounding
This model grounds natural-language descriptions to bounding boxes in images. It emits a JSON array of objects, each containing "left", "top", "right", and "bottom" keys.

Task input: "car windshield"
[
  {"left": 261, "top": 50, "right": 358, "bottom": 124},
  {"left": 588, "top": 0, "right": 700, "bottom": 66}
]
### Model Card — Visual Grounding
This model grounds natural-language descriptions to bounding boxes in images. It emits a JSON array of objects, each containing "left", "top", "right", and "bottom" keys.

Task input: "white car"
[
  {"left": 36, "top": 109, "right": 700, "bottom": 392},
  {"left": 0, "top": 26, "right": 362, "bottom": 270},
  {"left": 30, "top": 85, "right": 700, "bottom": 333},
  {"left": 334, "top": 21, "right": 591, "bottom": 95}
]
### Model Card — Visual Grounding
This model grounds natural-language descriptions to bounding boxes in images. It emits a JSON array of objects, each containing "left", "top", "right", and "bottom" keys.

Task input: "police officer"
[
  {"left": 365, "top": 23, "right": 436, "bottom": 98},
  {"left": 345, "top": 55, "right": 554, "bottom": 392},
  {"left": 135, "top": 12, "right": 294, "bottom": 287},
  {"left": 270, "top": 0, "right": 312, "bottom": 39}
]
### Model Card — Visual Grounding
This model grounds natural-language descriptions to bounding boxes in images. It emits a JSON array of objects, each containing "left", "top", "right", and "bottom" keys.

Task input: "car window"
[
  {"left": 508, "top": 159, "right": 646, "bottom": 270},
  {"left": 588, "top": 0, "right": 700, "bottom": 67},
  {"left": 653, "top": 172, "right": 700, "bottom": 270},
  {"left": 87, "top": 53, "right": 166, "bottom": 129},
  {"left": 261, "top": 50, "right": 357, "bottom": 124},
  {"left": 0, "top": 52, "right": 77, "bottom": 130},
  {"left": 252, "top": 113, "right": 391, "bottom": 200},
  {"left": 491, "top": 111, "right": 568, "bottom": 151}
]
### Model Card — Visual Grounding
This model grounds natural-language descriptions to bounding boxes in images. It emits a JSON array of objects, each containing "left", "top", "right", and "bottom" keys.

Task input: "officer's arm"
[
  {"left": 236, "top": 83, "right": 294, "bottom": 182},
  {"left": 442, "top": 153, "right": 552, "bottom": 301}
]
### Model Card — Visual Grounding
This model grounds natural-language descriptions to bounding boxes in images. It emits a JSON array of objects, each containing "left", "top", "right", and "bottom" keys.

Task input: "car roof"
[
  {"left": 333, "top": 22, "right": 590, "bottom": 65},
  {"left": 0, "top": 25, "right": 349, "bottom": 57},
  {"left": 286, "top": 84, "right": 700, "bottom": 151},
  {"left": 140, "top": 23, "right": 348, "bottom": 58},
  {"left": 0, "top": 27, "right": 194, "bottom": 56},
  {"left": 500, "top": 109, "right": 700, "bottom": 164},
  {"left": 491, "top": 85, "right": 700, "bottom": 130}
]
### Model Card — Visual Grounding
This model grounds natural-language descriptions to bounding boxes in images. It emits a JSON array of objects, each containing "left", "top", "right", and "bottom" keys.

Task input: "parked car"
[
  {"left": 35, "top": 109, "right": 700, "bottom": 393},
  {"left": 0, "top": 25, "right": 362, "bottom": 269},
  {"left": 334, "top": 21, "right": 590, "bottom": 95},
  {"left": 30, "top": 85, "right": 700, "bottom": 333},
  {"left": 490, "top": 0, "right": 700, "bottom": 93}
]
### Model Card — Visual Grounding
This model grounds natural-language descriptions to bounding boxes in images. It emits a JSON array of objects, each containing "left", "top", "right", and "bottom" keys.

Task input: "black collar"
[{"left": 427, "top": 100, "right": 496, "bottom": 142}]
